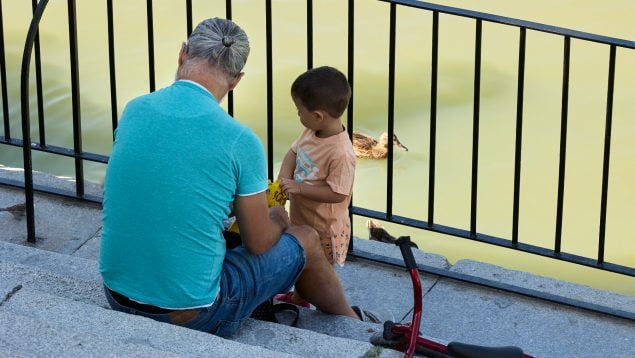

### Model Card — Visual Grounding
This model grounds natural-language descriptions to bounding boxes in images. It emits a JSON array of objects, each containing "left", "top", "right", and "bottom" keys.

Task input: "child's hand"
[
  {"left": 279, "top": 178, "right": 302, "bottom": 195},
  {"left": 267, "top": 180, "right": 288, "bottom": 206}
]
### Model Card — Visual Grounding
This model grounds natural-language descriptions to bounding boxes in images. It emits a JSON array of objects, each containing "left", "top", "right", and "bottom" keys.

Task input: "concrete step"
[
  {"left": 1, "top": 288, "right": 294, "bottom": 357},
  {"left": 0, "top": 311, "right": 184, "bottom": 357},
  {"left": 1, "top": 283, "right": 397, "bottom": 357},
  {"left": 0, "top": 240, "right": 401, "bottom": 357},
  {"left": 0, "top": 259, "right": 107, "bottom": 308},
  {"left": 0, "top": 278, "right": 399, "bottom": 357},
  {"left": 0, "top": 238, "right": 100, "bottom": 282}
]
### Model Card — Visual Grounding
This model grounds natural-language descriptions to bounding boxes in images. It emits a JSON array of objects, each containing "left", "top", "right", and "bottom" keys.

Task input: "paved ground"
[{"left": 1, "top": 165, "right": 634, "bottom": 357}]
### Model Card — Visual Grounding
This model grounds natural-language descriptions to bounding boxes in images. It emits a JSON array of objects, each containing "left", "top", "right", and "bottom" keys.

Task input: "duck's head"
[{"left": 378, "top": 132, "right": 409, "bottom": 151}]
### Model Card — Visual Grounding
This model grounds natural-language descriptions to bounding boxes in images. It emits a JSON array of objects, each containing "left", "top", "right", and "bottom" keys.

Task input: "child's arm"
[
  {"left": 279, "top": 178, "right": 347, "bottom": 203},
  {"left": 277, "top": 149, "right": 296, "bottom": 180}
]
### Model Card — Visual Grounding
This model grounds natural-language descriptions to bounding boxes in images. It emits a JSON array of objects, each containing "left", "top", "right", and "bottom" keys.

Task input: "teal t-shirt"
[{"left": 99, "top": 81, "right": 267, "bottom": 308}]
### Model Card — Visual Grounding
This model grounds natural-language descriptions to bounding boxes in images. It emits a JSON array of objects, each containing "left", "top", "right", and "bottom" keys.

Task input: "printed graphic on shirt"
[{"left": 294, "top": 148, "right": 320, "bottom": 182}]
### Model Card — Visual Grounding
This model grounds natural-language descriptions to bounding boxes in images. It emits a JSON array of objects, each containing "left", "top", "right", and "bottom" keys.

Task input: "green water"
[{"left": 1, "top": 0, "right": 633, "bottom": 296}]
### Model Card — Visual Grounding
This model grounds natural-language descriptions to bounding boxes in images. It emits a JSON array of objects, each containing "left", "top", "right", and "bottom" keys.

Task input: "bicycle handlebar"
[{"left": 395, "top": 236, "right": 417, "bottom": 269}]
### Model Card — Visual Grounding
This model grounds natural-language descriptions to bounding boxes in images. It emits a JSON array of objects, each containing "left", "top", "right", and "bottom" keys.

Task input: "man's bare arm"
[{"left": 234, "top": 192, "right": 289, "bottom": 255}]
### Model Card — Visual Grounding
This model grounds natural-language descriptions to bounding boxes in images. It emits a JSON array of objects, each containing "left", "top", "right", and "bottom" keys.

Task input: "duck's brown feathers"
[
  {"left": 0, "top": 203, "right": 26, "bottom": 220},
  {"left": 367, "top": 219, "right": 418, "bottom": 248},
  {"left": 352, "top": 132, "right": 408, "bottom": 159}
]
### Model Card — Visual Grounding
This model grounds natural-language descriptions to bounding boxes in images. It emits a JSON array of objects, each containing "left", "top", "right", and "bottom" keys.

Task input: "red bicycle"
[{"left": 370, "top": 236, "right": 534, "bottom": 358}]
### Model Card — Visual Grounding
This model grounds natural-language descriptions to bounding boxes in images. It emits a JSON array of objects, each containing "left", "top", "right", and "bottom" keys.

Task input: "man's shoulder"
[
  {"left": 121, "top": 89, "right": 163, "bottom": 114},
  {"left": 227, "top": 120, "right": 259, "bottom": 140}
]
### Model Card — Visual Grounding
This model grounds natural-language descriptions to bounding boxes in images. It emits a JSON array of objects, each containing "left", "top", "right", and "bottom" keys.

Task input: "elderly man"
[{"left": 99, "top": 17, "right": 374, "bottom": 337}]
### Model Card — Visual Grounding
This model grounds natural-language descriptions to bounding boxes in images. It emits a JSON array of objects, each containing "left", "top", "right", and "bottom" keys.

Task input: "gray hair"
[{"left": 186, "top": 18, "right": 250, "bottom": 77}]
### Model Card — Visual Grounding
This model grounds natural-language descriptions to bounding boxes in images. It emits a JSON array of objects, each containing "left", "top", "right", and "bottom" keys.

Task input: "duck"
[
  {"left": 0, "top": 203, "right": 26, "bottom": 220},
  {"left": 352, "top": 131, "right": 408, "bottom": 159},
  {"left": 367, "top": 219, "right": 418, "bottom": 248}
]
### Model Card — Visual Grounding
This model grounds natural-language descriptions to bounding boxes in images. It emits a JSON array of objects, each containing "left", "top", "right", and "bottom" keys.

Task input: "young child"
[{"left": 276, "top": 66, "right": 356, "bottom": 306}]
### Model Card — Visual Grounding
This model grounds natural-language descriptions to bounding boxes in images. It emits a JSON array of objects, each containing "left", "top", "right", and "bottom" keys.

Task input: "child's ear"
[{"left": 312, "top": 110, "right": 324, "bottom": 122}]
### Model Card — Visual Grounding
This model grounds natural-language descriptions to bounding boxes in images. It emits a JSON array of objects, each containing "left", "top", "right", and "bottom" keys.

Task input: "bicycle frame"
[{"left": 371, "top": 236, "right": 533, "bottom": 358}]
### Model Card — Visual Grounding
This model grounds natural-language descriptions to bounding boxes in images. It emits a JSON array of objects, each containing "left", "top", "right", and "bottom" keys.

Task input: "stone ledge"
[{"left": 451, "top": 259, "right": 635, "bottom": 319}]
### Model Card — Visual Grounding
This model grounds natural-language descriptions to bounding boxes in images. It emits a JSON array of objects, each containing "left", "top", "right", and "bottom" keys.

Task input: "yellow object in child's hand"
[
  {"left": 228, "top": 180, "right": 287, "bottom": 233},
  {"left": 267, "top": 179, "right": 288, "bottom": 207}
]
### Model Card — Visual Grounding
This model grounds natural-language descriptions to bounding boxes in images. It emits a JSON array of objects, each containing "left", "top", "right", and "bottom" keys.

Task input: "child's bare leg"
[
  {"left": 293, "top": 240, "right": 334, "bottom": 306},
  {"left": 285, "top": 225, "right": 358, "bottom": 320},
  {"left": 291, "top": 291, "right": 306, "bottom": 304}
]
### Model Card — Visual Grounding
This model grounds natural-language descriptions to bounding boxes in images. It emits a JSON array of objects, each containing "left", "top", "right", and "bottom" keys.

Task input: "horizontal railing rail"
[
  {"left": 0, "top": 0, "right": 632, "bottom": 319},
  {"left": 384, "top": 0, "right": 635, "bottom": 49}
]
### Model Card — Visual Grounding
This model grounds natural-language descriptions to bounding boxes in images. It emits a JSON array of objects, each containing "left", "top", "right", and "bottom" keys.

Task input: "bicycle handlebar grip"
[{"left": 395, "top": 236, "right": 417, "bottom": 269}]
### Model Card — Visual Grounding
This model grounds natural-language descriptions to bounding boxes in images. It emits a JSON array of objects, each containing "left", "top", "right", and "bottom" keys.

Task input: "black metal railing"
[
  {"left": 354, "top": 0, "right": 635, "bottom": 278},
  {"left": 0, "top": 0, "right": 633, "bottom": 320}
]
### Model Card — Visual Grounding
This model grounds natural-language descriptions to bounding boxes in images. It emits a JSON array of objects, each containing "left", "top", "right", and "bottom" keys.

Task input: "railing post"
[
  {"left": 306, "top": 0, "right": 313, "bottom": 70},
  {"left": 107, "top": 0, "right": 118, "bottom": 138},
  {"left": 512, "top": 27, "right": 526, "bottom": 244},
  {"left": 20, "top": 0, "right": 51, "bottom": 243},
  {"left": 554, "top": 36, "right": 571, "bottom": 255},
  {"left": 347, "top": 0, "right": 355, "bottom": 250},
  {"left": 598, "top": 45, "right": 616, "bottom": 264},
  {"left": 30, "top": 0, "right": 45, "bottom": 147},
  {"left": 146, "top": 0, "right": 155, "bottom": 93},
  {"left": 265, "top": 0, "right": 274, "bottom": 180},
  {"left": 386, "top": 2, "right": 396, "bottom": 218},
  {"left": 0, "top": 0, "right": 9, "bottom": 139},
  {"left": 427, "top": 11, "right": 438, "bottom": 226},
  {"left": 186, "top": 0, "right": 193, "bottom": 36},
  {"left": 67, "top": 0, "right": 84, "bottom": 198},
  {"left": 470, "top": 19, "right": 482, "bottom": 236},
  {"left": 226, "top": 0, "right": 234, "bottom": 116}
]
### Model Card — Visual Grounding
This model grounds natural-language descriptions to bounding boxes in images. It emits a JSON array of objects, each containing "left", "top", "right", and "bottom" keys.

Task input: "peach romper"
[{"left": 289, "top": 128, "right": 356, "bottom": 266}]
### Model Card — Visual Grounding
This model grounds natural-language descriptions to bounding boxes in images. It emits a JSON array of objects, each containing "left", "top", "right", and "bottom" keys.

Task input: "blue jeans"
[{"left": 104, "top": 233, "right": 306, "bottom": 337}]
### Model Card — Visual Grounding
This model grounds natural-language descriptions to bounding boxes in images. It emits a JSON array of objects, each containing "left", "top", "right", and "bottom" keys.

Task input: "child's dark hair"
[{"left": 291, "top": 66, "right": 351, "bottom": 118}]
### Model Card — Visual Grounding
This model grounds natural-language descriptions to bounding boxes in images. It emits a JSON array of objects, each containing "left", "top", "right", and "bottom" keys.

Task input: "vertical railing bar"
[
  {"left": 554, "top": 36, "right": 571, "bottom": 254},
  {"left": 67, "top": 0, "right": 84, "bottom": 197},
  {"left": 470, "top": 19, "right": 482, "bottom": 235},
  {"left": 31, "top": 0, "right": 45, "bottom": 146},
  {"left": 146, "top": 0, "right": 156, "bottom": 92},
  {"left": 306, "top": 0, "right": 313, "bottom": 70},
  {"left": 386, "top": 2, "right": 397, "bottom": 218},
  {"left": 0, "top": 0, "right": 9, "bottom": 139},
  {"left": 186, "top": 0, "right": 193, "bottom": 36},
  {"left": 347, "top": 0, "right": 355, "bottom": 250},
  {"left": 512, "top": 27, "right": 526, "bottom": 244},
  {"left": 428, "top": 10, "right": 438, "bottom": 225},
  {"left": 226, "top": 0, "right": 233, "bottom": 116},
  {"left": 106, "top": 0, "right": 118, "bottom": 139},
  {"left": 265, "top": 0, "right": 274, "bottom": 180},
  {"left": 225, "top": 1, "right": 232, "bottom": 21},
  {"left": 21, "top": 0, "right": 51, "bottom": 242},
  {"left": 598, "top": 44, "right": 616, "bottom": 264},
  {"left": 346, "top": 0, "right": 355, "bottom": 137}
]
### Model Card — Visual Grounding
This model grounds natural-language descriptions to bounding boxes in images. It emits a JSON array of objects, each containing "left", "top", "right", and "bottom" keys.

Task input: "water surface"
[{"left": 1, "top": 0, "right": 633, "bottom": 295}]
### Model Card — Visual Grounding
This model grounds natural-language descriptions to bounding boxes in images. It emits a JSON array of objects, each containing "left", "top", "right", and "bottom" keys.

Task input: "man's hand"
[
  {"left": 269, "top": 205, "right": 290, "bottom": 232},
  {"left": 235, "top": 191, "right": 283, "bottom": 255}
]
